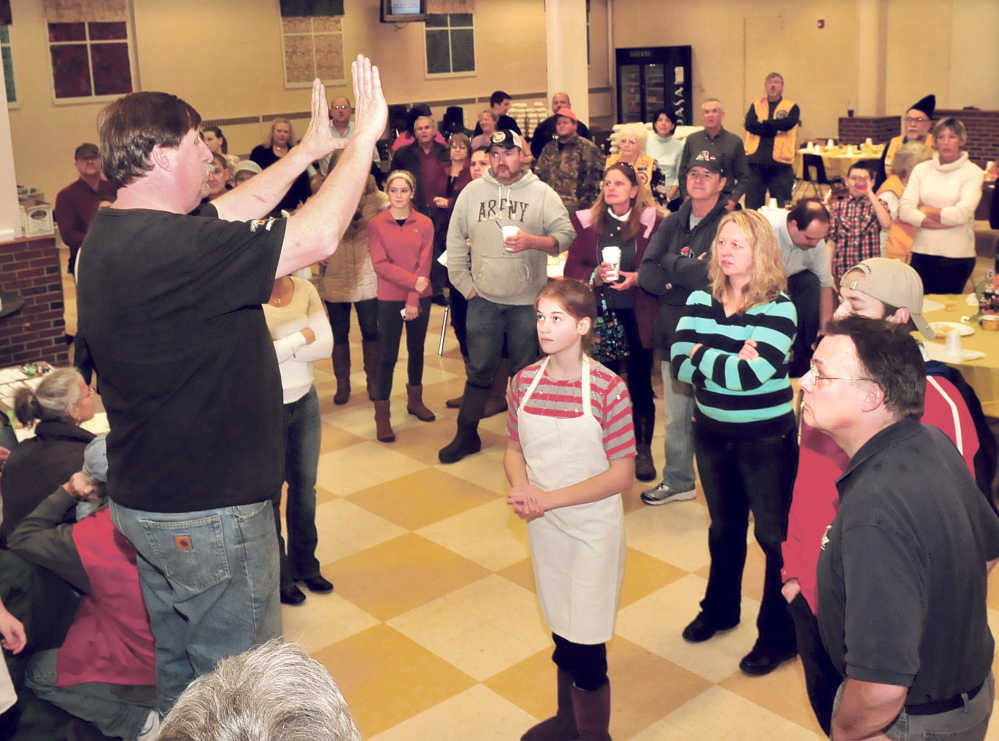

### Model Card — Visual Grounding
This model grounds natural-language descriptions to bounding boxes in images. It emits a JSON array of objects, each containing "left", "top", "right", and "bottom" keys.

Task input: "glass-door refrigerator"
[{"left": 616, "top": 46, "right": 692, "bottom": 125}]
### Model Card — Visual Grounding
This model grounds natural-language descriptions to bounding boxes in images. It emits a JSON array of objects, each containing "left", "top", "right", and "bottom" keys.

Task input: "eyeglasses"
[
  {"left": 802, "top": 364, "right": 873, "bottom": 388},
  {"left": 904, "top": 116, "right": 928, "bottom": 124},
  {"left": 331, "top": 105, "right": 350, "bottom": 110}
]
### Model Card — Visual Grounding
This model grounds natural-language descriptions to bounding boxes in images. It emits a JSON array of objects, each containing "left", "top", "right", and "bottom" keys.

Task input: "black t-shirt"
[
  {"left": 817, "top": 417, "right": 999, "bottom": 704},
  {"left": 76, "top": 204, "right": 286, "bottom": 512}
]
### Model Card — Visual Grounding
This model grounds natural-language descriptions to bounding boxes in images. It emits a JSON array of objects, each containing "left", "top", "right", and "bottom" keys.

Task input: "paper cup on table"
[
  {"left": 982, "top": 315, "right": 999, "bottom": 332},
  {"left": 827, "top": 139, "right": 834, "bottom": 148},
  {"left": 601, "top": 246, "right": 622, "bottom": 280},
  {"left": 501, "top": 225, "right": 520, "bottom": 252},
  {"left": 944, "top": 330, "right": 963, "bottom": 358}
]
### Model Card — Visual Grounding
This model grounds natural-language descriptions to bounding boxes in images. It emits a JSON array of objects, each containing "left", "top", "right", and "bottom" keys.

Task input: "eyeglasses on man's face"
[{"left": 801, "top": 363, "right": 874, "bottom": 389}]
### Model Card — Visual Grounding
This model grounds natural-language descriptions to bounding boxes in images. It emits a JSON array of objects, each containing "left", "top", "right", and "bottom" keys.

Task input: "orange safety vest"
[
  {"left": 744, "top": 98, "right": 798, "bottom": 164},
  {"left": 885, "top": 133, "right": 934, "bottom": 170},
  {"left": 877, "top": 174, "right": 915, "bottom": 263}
]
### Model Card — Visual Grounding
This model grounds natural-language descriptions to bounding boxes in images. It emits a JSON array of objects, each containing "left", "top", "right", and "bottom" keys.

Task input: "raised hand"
[{"left": 351, "top": 55, "right": 388, "bottom": 145}]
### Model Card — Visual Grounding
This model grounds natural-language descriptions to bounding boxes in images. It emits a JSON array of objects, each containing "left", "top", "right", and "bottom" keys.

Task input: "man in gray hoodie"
[{"left": 440, "top": 130, "right": 575, "bottom": 463}]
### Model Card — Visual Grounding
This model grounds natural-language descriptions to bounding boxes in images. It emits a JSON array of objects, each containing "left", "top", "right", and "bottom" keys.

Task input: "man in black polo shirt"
[
  {"left": 806, "top": 317, "right": 999, "bottom": 741},
  {"left": 75, "top": 59, "right": 387, "bottom": 714}
]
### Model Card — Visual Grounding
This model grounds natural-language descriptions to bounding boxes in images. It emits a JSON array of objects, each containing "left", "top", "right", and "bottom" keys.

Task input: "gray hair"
[
  {"left": 13, "top": 367, "right": 85, "bottom": 427},
  {"left": 890, "top": 141, "right": 934, "bottom": 180},
  {"left": 156, "top": 641, "right": 360, "bottom": 741},
  {"left": 701, "top": 98, "right": 723, "bottom": 111}
]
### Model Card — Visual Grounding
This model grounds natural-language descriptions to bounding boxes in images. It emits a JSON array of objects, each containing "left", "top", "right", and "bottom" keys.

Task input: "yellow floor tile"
[
  {"left": 316, "top": 440, "right": 427, "bottom": 495},
  {"left": 312, "top": 624, "right": 476, "bottom": 738},
  {"left": 618, "top": 547, "right": 689, "bottom": 609},
  {"left": 615, "top": 574, "right": 760, "bottom": 683},
  {"left": 280, "top": 592, "right": 380, "bottom": 654},
  {"left": 625, "top": 501, "right": 712, "bottom": 573},
  {"left": 313, "top": 498, "right": 408, "bottom": 567},
  {"left": 366, "top": 684, "right": 537, "bottom": 741},
  {"left": 348, "top": 467, "right": 498, "bottom": 531},
  {"left": 416, "top": 498, "right": 530, "bottom": 572},
  {"left": 495, "top": 557, "right": 537, "bottom": 594},
  {"left": 435, "top": 441, "right": 512, "bottom": 495},
  {"left": 387, "top": 575, "right": 549, "bottom": 681},
  {"left": 720, "top": 657, "right": 824, "bottom": 736},
  {"left": 318, "top": 422, "right": 367, "bottom": 454},
  {"left": 331, "top": 532, "right": 491, "bottom": 621}
]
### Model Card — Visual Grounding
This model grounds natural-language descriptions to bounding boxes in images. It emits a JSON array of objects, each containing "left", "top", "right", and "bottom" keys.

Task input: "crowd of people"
[{"left": 1, "top": 61, "right": 998, "bottom": 741}]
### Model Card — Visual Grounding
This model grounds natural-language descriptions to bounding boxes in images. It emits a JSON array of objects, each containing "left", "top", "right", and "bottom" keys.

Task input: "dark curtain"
[
  {"left": 279, "top": 0, "right": 344, "bottom": 16},
  {"left": 0, "top": 0, "right": 11, "bottom": 26}
]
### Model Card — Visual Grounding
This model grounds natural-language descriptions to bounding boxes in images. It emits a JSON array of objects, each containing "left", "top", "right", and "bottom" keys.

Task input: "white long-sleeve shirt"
[
  {"left": 262, "top": 276, "right": 334, "bottom": 404},
  {"left": 899, "top": 153, "right": 984, "bottom": 259}
]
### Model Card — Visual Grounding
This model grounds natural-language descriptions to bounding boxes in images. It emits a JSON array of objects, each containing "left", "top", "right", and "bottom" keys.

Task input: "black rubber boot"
[{"left": 438, "top": 384, "right": 490, "bottom": 463}]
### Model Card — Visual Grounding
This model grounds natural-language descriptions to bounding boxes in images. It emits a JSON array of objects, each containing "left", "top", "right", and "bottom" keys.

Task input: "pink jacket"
[{"left": 368, "top": 209, "right": 434, "bottom": 306}]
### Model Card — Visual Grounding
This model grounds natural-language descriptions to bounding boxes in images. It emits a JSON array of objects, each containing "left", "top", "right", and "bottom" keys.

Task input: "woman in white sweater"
[
  {"left": 263, "top": 275, "right": 335, "bottom": 606},
  {"left": 900, "top": 117, "right": 984, "bottom": 294}
]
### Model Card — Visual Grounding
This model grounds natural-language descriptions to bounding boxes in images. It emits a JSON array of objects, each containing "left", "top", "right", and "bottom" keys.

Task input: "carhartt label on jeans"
[{"left": 175, "top": 535, "right": 193, "bottom": 551}]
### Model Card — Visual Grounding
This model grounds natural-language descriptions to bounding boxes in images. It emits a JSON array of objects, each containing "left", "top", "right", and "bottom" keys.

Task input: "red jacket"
[
  {"left": 782, "top": 374, "right": 979, "bottom": 614},
  {"left": 564, "top": 206, "right": 663, "bottom": 349},
  {"left": 368, "top": 209, "right": 434, "bottom": 306}
]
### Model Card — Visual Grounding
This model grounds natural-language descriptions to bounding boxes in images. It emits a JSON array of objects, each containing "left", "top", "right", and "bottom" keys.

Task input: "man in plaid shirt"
[{"left": 827, "top": 160, "right": 892, "bottom": 283}]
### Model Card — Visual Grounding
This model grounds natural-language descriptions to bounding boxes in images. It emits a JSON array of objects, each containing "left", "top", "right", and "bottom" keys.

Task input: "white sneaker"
[
  {"left": 136, "top": 709, "right": 160, "bottom": 741},
  {"left": 641, "top": 481, "right": 696, "bottom": 506}
]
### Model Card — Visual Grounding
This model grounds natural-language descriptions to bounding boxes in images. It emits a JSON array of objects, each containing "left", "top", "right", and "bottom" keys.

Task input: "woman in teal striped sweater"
[{"left": 670, "top": 209, "right": 799, "bottom": 677}]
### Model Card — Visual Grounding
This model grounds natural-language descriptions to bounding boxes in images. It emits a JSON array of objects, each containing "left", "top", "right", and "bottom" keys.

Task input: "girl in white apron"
[{"left": 506, "top": 279, "right": 635, "bottom": 741}]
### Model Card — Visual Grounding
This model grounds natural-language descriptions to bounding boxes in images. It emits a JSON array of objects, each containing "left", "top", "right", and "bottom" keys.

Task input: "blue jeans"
[
  {"left": 24, "top": 649, "right": 153, "bottom": 740},
  {"left": 659, "top": 360, "right": 696, "bottom": 491},
  {"left": 273, "top": 387, "right": 322, "bottom": 589},
  {"left": 109, "top": 498, "right": 281, "bottom": 714},
  {"left": 465, "top": 298, "right": 539, "bottom": 388}
]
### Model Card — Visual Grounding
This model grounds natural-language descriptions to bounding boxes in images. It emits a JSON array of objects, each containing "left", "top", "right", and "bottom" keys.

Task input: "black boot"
[
  {"left": 633, "top": 408, "right": 656, "bottom": 482},
  {"left": 438, "top": 384, "right": 490, "bottom": 463},
  {"left": 362, "top": 339, "right": 381, "bottom": 402}
]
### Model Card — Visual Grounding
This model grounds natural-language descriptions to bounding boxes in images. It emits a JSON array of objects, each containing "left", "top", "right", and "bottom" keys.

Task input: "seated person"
[
  {"left": 233, "top": 160, "right": 262, "bottom": 187},
  {"left": 156, "top": 640, "right": 360, "bottom": 741},
  {"left": 8, "top": 435, "right": 159, "bottom": 741},
  {"left": 0, "top": 368, "right": 95, "bottom": 547},
  {"left": 781, "top": 257, "right": 990, "bottom": 735},
  {"left": 826, "top": 160, "right": 891, "bottom": 283}
]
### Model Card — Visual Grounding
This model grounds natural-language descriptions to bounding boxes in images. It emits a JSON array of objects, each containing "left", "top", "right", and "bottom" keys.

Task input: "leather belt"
[{"left": 905, "top": 680, "right": 984, "bottom": 716}]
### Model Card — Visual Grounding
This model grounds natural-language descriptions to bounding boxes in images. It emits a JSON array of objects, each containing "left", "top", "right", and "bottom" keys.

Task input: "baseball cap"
[
  {"left": 555, "top": 109, "right": 579, "bottom": 123},
  {"left": 842, "top": 258, "right": 934, "bottom": 340},
  {"left": 75, "top": 143, "right": 100, "bottom": 160},
  {"left": 233, "top": 160, "right": 262, "bottom": 177},
  {"left": 688, "top": 150, "right": 725, "bottom": 176},
  {"left": 83, "top": 433, "right": 108, "bottom": 483},
  {"left": 489, "top": 130, "right": 524, "bottom": 151}
]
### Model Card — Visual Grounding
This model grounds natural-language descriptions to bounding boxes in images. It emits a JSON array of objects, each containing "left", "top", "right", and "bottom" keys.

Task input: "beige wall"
[
  {"left": 7, "top": 0, "right": 550, "bottom": 207},
  {"left": 7, "top": 0, "right": 998, "bottom": 205}
]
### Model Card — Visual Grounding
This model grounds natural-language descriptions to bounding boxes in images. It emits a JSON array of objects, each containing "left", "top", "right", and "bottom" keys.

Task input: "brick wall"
[
  {"left": 935, "top": 109, "right": 999, "bottom": 165},
  {"left": 837, "top": 116, "right": 900, "bottom": 145},
  {"left": 838, "top": 110, "right": 999, "bottom": 165},
  {"left": 0, "top": 236, "right": 69, "bottom": 367}
]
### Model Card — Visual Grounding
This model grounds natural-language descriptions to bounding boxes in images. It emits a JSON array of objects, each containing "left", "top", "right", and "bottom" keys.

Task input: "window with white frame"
[
  {"left": 425, "top": 13, "right": 474, "bottom": 76},
  {"left": 281, "top": 15, "right": 345, "bottom": 87},
  {"left": 47, "top": 20, "right": 132, "bottom": 100},
  {"left": 1, "top": 25, "right": 14, "bottom": 104}
]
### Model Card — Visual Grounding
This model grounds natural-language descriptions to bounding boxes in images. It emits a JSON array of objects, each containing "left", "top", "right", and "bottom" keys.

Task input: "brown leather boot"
[
  {"left": 634, "top": 408, "right": 656, "bottom": 481},
  {"left": 332, "top": 344, "right": 351, "bottom": 405},
  {"left": 483, "top": 358, "right": 509, "bottom": 418},
  {"left": 521, "top": 668, "right": 578, "bottom": 741},
  {"left": 362, "top": 339, "right": 381, "bottom": 401},
  {"left": 373, "top": 400, "right": 395, "bottom": 442},
  {"left": 570, "top": 681, "right": 611, "bottom": 741},
  {"left": 406, "top": 384, "right": 436, "bottom": 422}
]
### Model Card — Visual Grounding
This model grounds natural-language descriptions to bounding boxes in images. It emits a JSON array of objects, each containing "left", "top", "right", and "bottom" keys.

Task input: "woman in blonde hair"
[
  {"left": 671, "top": 210, "right": 799, "bottom": 677},
  {"left": 605, "top": 122, "right": 668, "bottom": 207},
  {"left": 250, "top": 118, "right": 312, "bottom": 215},
  {"left": 0, "top": 368, "right": 95, "bottom": 544}
]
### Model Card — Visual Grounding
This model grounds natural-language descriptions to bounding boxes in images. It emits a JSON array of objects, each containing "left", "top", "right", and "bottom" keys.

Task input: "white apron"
[{"left": 521, "top": 354, "right": 626, "bottom": 644}]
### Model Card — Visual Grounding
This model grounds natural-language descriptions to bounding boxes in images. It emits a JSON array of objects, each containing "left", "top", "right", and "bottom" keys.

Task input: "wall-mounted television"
[{"left": 380, "top": 0, "right": 427, "bottom": 23}]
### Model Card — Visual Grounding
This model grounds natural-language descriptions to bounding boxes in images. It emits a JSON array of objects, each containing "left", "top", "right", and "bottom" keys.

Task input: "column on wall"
[
  {"left": 856, "top": 0, "right": 887, "bottom": 115},
  {"left": 544, "top": 0, "right": 588, "bottom": 123},
  {"left": 0, "top": 16, "right": 18, "bottom": 243}
]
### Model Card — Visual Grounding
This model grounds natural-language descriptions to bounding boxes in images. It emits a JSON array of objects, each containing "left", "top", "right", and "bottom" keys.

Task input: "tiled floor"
[{"left": 59, "top": 243, "right": 999, "bottom": 740}]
